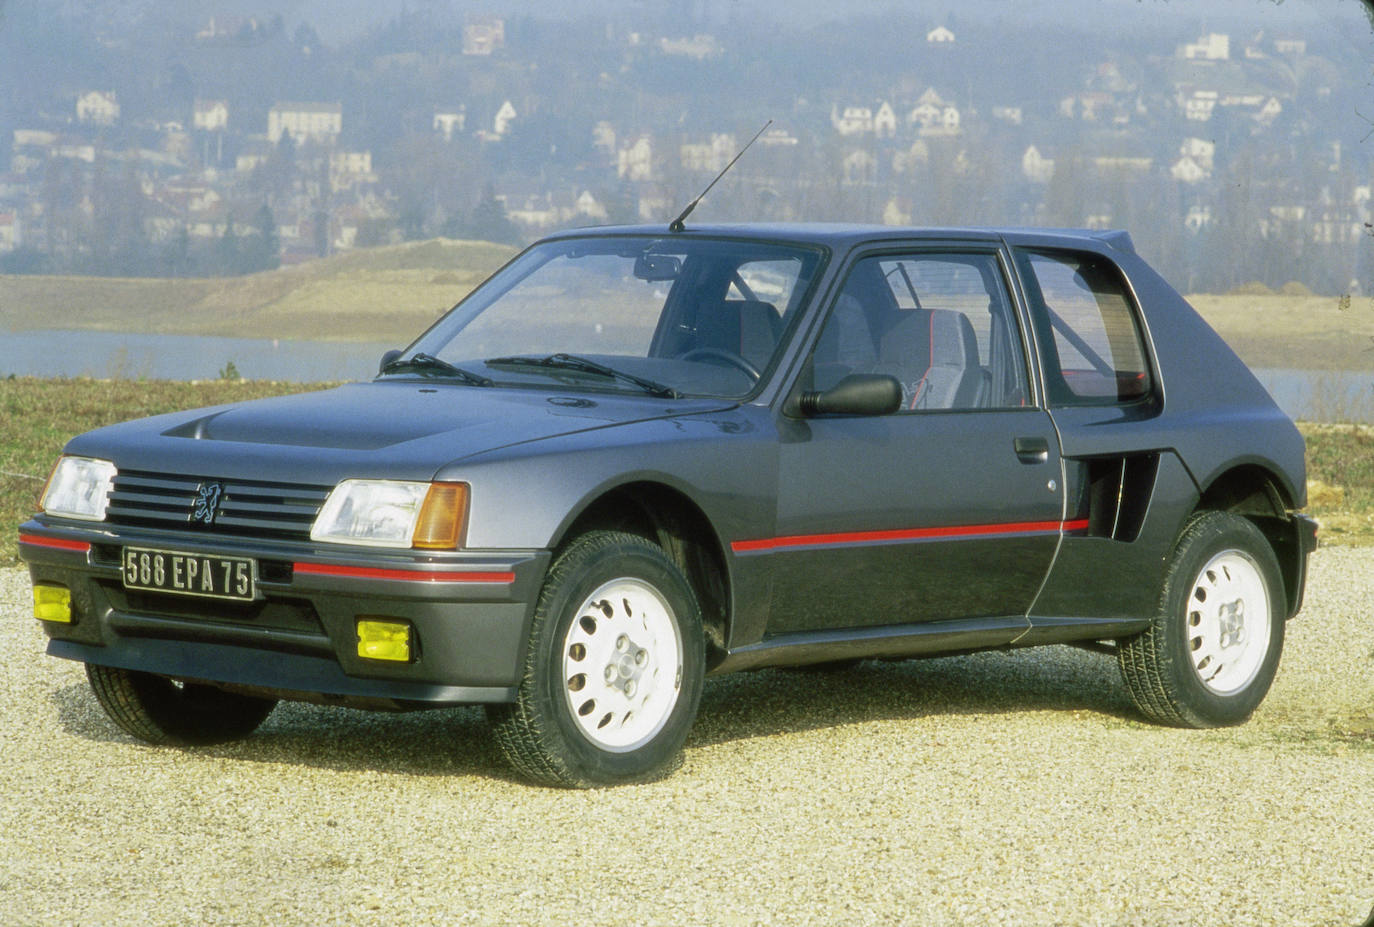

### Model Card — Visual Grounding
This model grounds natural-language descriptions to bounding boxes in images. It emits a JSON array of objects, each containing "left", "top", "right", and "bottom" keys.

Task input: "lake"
[{"left": 1, "top": 329, "right": 1372, "bottom": 423}]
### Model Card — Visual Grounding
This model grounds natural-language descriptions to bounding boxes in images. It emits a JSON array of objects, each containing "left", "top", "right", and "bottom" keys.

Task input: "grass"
[
  {"left": 4, "top": 237, "right": 1374, "bottom": 372},
  {"left": 0, "top": 238, "right": 517, "bottom": 344},
  {"left": 2, "top": 376, "right": 1370, "bottom": 567}
]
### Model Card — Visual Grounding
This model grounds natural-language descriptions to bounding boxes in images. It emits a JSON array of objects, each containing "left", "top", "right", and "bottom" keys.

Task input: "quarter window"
[{"left": 1017, "top": 250, "right": 1154, "bottom": 406}]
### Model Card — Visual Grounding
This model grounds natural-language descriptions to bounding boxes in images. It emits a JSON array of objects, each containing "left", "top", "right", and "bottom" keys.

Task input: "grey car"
[{"left": 19, "top": 224, "right": 1318, "bottom": 787}]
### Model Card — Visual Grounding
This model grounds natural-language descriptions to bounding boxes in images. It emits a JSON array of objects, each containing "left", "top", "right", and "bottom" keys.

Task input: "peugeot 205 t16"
[{"left": 20, "top": 224, "right": 1318, "bottom": 787}]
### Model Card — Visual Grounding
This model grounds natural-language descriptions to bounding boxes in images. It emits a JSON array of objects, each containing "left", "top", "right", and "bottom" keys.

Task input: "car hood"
[{"left": 66, "top": 381, "right": 736, "bottom": 484}]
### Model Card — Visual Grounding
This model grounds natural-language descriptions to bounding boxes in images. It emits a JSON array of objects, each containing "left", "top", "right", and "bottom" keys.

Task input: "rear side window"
[{"left": 1017, "top": 249, "right": 1154, "bottom": 406}]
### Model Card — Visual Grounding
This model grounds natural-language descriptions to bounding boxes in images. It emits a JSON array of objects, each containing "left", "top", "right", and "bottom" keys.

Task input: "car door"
[{"left": 757, "top": 246, "right": 1069, "bottom": 634}]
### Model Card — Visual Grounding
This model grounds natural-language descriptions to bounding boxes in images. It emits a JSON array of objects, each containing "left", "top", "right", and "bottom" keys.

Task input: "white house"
[
  {"left": 463, "top": 16, "right": 505, "bottom": 55},
  {"left": 493, "top": 100, "right": 517, "bottom": 137},
  {"left": 77, "top": 91, "right": 120, "bottom": 125},
  {"left": 833, "top": 106, "right": 873, "bottom": 137},
  {"left": 1180, "top": 33, "right": 1230, "bottom": 60},
  {"left": 926, "top": 26, "right": 955, "bottom": 44},
  {"left": 433, "top": 108, "right": 466, "bottom": 141},
  {"left": 268, "top": 102, "right": 342, "bottom": 144},
  {"left": 193, "top": 100, "right": 229, "bottom": 132},
  {"left": 1183, "top": 90, "right": 1218, "bottom": 122},
  {"left": 1021, "top": 145, "right": 1055, "bottom": 184},
  {"left": 870, "top": 102, "right": 895, "bottom": 139},
  {"left": 1170, "top": 156, "right": 1208, "bottom": 185},
  {"left": 618, "top": 136, "right": 653, "bottom": 182}
]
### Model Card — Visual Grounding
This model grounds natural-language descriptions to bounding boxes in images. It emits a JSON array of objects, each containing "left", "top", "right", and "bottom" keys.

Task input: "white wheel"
[
  {"left": 1118, "top": 511, "right": 1285, "bottom": 728},
  {"left": 488, "top": 531, "right": 705, "bottom": 787},
  {"left": 561, "top": 578, "right": 684, "bottom": 752},
  {"left": 1184, "top": 549, "right": 1272, "bottom": 696}
]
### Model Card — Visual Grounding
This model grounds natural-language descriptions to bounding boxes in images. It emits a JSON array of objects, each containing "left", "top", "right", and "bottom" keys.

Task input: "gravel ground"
[{"left": 1, "top": 551, "right": 1371, "bottom": 927}]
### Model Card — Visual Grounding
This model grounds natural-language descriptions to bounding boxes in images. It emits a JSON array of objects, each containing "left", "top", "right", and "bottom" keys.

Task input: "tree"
[{"left": 243, "top": 202, "right": 280, "bottom": 272}]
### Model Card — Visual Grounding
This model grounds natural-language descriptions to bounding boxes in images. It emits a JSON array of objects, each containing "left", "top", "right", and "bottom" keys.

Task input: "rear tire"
[
  {"left": 86, "top": 664, "right": 277, "bottom": 746},
  {"left": 1117, "top": 511, "right": 1284, "bottom": 728},
  {"left": 488, "top": 531, "right": 705, "bottom": 788}
]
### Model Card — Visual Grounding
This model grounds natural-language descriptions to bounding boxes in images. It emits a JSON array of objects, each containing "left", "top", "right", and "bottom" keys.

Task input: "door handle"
[{"left": 1014, "top": 436, "right": 1049, "bottom": 464}]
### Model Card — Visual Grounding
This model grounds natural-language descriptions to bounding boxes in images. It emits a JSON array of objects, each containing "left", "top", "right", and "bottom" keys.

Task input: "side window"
[
  {"left": 1016, "top": 250, "right": 1154, "bottom": 406},
  {"left": 810, "top": 251, "right": 1029, "bottom": 412}
]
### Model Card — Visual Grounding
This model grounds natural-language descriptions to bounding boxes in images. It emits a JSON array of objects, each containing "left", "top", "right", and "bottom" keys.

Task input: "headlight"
[
  {"left": 41, "top": 456, "right": 117, "bottom": 521},
  {"left": 311, "top": 480, "right": 469, "bottom": 549}
]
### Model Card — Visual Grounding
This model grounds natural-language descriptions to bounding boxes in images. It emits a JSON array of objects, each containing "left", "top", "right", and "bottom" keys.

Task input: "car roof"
[{"left": 539, "top": 223, "right": 1137, "bottom": 255}]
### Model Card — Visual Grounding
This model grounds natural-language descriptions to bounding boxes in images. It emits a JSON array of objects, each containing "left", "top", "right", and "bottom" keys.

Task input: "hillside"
[
  {"left": 0, "top": 239, "right": 517, "bottom": 345},
  {"left": 3, "top": 239, "right": 1373, "bottom": 373}
]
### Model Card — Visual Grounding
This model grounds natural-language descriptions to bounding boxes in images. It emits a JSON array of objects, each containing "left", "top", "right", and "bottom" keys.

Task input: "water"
[
  {"left": 0, "top": 330, "right": 398, "bottom": 382},
  {"left": 2, "top": 331, "right": 1372, "bottom": 423}
]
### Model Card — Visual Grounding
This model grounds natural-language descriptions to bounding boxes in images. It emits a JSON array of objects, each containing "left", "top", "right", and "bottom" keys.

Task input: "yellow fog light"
[
  {"left": 34, "top": 585, "right": 73, "bottom": 623},
  {"left": 356, "top": 619, "right": 412, "bottom": 662}
]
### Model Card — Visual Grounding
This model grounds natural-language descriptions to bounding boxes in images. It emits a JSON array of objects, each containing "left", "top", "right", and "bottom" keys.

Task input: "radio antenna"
[{"left": 669, "top": 119, "right": 772, "bottom": 233}]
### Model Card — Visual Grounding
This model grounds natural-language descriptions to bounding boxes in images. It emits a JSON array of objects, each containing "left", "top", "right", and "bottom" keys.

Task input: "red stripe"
[
  {"left": 18, "top": 533, "right": 91, "bottom": 553},
  {"left": 732, "top": 518, "right": 1089, "bottom": 554},
  {"left": 293, "top": 562, "right": 515, "bottom": 584}
]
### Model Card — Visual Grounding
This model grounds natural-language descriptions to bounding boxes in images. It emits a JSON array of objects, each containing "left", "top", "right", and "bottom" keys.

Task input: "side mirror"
[
  {"left": 378, "top": 348, "right": 403, "bottom": 375},
  {"left": 798, "top": 374, "right": 902, "bottom": 417}
]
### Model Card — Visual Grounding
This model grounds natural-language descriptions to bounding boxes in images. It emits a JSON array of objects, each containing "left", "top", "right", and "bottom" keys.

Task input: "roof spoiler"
[{"left": 1093, "top": 229, "right": 1136, "bottom": 254}]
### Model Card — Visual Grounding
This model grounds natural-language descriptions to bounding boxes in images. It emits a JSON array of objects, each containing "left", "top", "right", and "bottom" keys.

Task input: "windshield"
[{"left": 387, "top": 235, "right": 825, "bottom": 399}]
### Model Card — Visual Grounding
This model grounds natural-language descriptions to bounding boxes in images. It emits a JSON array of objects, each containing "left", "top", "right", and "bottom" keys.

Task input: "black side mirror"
[
  {"left": 378, "top": 348, "right": 403, "bottom": 375},
  {"left": 798, "top": 374, "right": 902, "bottom": 417}
]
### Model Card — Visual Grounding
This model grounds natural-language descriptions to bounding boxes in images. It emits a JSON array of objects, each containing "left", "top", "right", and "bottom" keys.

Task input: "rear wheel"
[
  {"left": 488, "top": 531, "right": 705, "bottom": 787},
  {"left": 1117, "top": 511, "right": 1285, "bottom": 728},
  {"left": 86, "top": 664, "right": 277, "bottom": 746}
]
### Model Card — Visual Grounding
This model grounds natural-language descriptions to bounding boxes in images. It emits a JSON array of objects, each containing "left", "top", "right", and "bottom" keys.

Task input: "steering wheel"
[{"left": 677, "top": 347, "right": 761, "bottom": 380}]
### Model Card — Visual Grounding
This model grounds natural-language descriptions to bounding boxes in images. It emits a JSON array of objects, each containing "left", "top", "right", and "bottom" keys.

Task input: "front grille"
[{"left": 107, "top": 469, "right": 332, "bottom": 542}]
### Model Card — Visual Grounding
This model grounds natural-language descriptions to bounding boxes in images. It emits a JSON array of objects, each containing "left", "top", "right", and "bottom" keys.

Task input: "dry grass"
[
  {"left": 1187, "top": 292, "right": 1374, "bottom": 371},
  {"left": 0, "top": 239, "right": 516, "bottom": 344}
]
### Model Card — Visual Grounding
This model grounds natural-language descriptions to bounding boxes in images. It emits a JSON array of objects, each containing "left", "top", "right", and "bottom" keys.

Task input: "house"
[
  {"left": 329, "top": 151, "right": 374, "bottom": 191},
  {"left": 433, "top": 109, "right": 466, "bottom": 141},
  {"left": 991, "top": 106, "right": 1023, "bottom": 126},
  {"left": 908, "top": 90, "right": 960, "bottom": 135},
  {"left": 1180, "top": 137, "right": 1216, "bottom": 172},
  {"left": 77, "top": 91, "right": 120, "bottom": 126},
  {"left": 1170, "top": 156, "right": 1208, "bottom": 185},
  {"left": 680, "top": 134, "right": 737, "bottom": 173},
  {"left": 874, "top": 102, "right": 897, "bottom": 139},
  {"left": 659, "top": 35, "right": 720, "bottom": 59},
  {"left": 1180, "top": 33, "right": 1230, "bottom": 61},
  {"left": 1182, "top": 90, "right": 1218, "bottom": 122},
  {"left": 1185, "top": 205, "right": 1213, "bottom": 233},
  {"left": 492, "top": 101, "right": 517, "bottom": 138},
  {"left": 1274, "top": 37, "right": 1306, "bottom": 55},
  {"left": 618, "top": 136, "right": 653, "bottom": 182},
  {"left": 193, "top": 100, "right": 229, "bottom": 132},
  {"left": 463, "top": 16, "right": 505, "bottom": 55},
  {"left": 268, "top": 102, "right": 342, "bottom": 144},
  {"left": 592, "top": 122, "right": 617, "bottom": 154},
  {"left": 842, "top": 149, "right": 877, "bottom": 185},
  {"left": 0, "top": 212, "right": 19, "bottom": 251},
  {"left": 926, "top": 26, "right": 955, "bottom": 44},
  {"left": 833, "top": 106, "right": 873, "bottom": 137},
  {"left": 1021, "top": 145, "right": 1055, "bottom": 184}
]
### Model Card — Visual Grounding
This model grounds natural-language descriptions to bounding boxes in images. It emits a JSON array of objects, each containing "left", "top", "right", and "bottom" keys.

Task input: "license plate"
[{"left": 121, "top": 547, "right": 257, "bottom": 602}]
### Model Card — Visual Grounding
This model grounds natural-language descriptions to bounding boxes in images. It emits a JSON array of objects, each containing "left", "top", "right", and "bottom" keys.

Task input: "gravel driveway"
[{"left": 2, "top": 551, "right": 1371, "bottom": 927}]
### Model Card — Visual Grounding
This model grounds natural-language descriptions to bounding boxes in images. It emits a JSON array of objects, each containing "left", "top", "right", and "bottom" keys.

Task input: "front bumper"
[{"left": 18, "top": 519, "right": 550, "bottom": 706}]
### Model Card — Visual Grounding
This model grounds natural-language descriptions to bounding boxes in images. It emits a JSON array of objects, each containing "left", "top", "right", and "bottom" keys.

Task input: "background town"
[{"left": 1, "top": 0, "right": 1372, "bottom": 297}]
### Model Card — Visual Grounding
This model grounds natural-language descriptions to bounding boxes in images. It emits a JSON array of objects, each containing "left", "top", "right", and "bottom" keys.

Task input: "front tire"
[
  {"left": 1117, "top": 511, "right": 1285, "bottom": 728},
  {"left": 488, "top": 531, "right": 706, "bottom": 787},
  {"left": 86, "top": 664, "right": 277, "bottom": 746}
]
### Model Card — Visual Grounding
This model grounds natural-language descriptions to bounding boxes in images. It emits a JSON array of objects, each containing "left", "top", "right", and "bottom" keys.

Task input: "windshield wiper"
[
  {"left": 485, "top": 353, "right": 680, "bottom": 398},
  {"left": 380, "top": 352, "right": 494, "bottom": 387}
]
